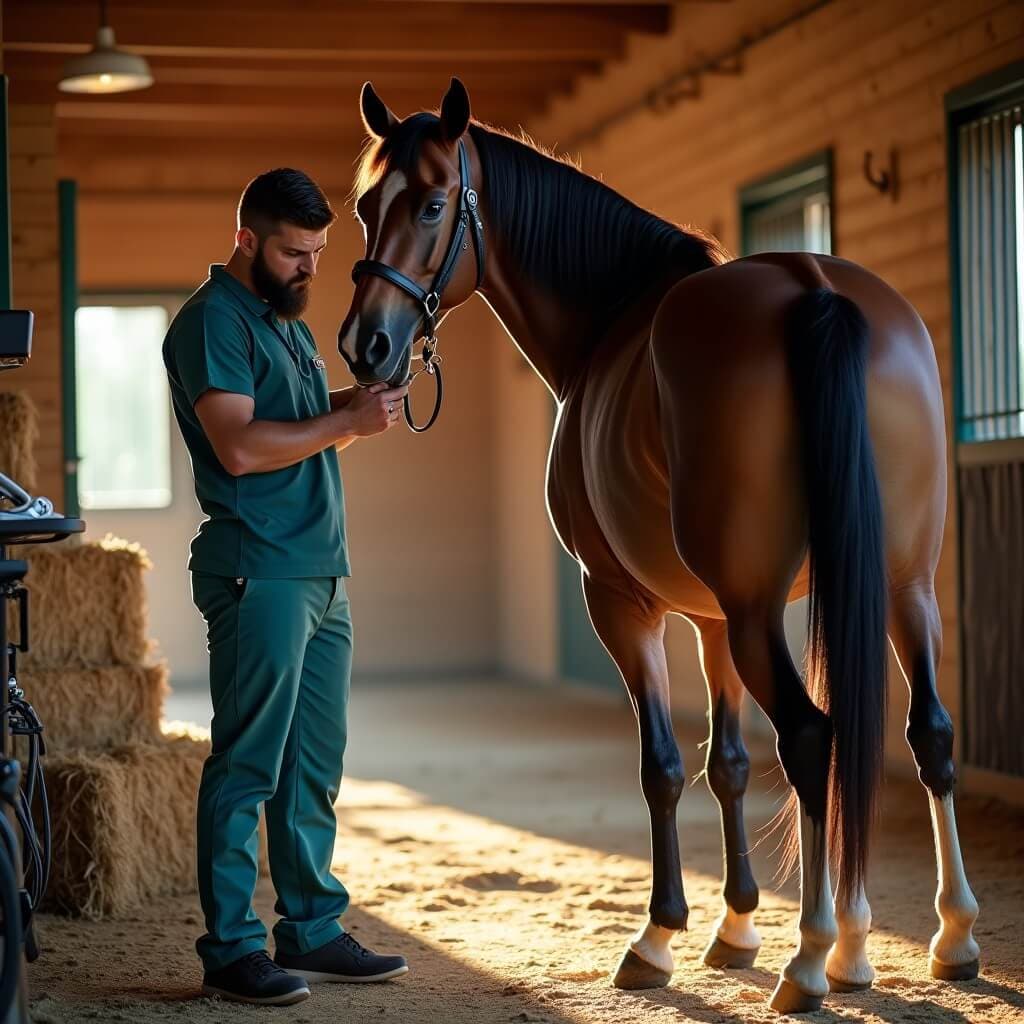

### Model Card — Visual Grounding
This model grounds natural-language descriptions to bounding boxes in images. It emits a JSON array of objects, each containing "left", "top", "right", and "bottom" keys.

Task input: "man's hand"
[
  {"left": 341, "top": 382, "right": 410, "bottom": 437},
  {"left": 193, "top": 381, "right": 409, "bottom": 476}
]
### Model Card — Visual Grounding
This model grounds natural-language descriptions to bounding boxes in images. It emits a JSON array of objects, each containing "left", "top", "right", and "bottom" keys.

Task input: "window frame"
[
  {"left": 946, "top": 61, "right": 1024, "bottom": 450},
  {"left": 738, "top": 149, "right": 835, "bottom": 257},
  {"left": 75, "top": 290, "right": 188, "bottom": 513},
  {"left": 946, "top": 63, "right": 1024, "bottom": 781}
]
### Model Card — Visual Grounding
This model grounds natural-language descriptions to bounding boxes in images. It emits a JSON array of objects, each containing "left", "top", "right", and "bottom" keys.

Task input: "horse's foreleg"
[
  {"left": 890, "top": 582, "right": 980, "bottom": 981},
  {"left": 583, "top": 576, "right": 685, "bottom": 990},
  {"left": 692, "top": 616, "right": 761, "bottom": 969},
  {"left": 725, "top": 606, "right": 837, "bottom": 1014}
]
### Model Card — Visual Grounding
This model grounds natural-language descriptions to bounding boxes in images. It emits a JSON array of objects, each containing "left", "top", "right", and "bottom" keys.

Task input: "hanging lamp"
[{"left": 58, "top": 0, "right": 153, "bottom": 95}]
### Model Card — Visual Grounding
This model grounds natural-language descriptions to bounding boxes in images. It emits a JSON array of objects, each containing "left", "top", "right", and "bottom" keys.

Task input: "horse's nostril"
[{"left": 365, "top": 329, "right": 392, "bottom": 367}]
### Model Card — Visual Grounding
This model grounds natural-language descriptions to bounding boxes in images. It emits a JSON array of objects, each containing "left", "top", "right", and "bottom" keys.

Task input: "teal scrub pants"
[{"left": 190, "top": 573, "right": 353, "bottom": 972}]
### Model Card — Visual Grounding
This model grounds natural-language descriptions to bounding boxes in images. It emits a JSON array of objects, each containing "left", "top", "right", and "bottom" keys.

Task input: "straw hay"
[
  {"left": 42, "top": 734, "right": 206, "bottom": 918},
  {"left": 0, "top": 390, "right": 38, "bottom": 493},
  {"left": 13, "top": 536, "right": 152, "bottom": 668},
  {"left": 43, "top": 729, "right": 270, "bottom": 918},
  {"left": 19, "top": 662, "right": 167, "bottom": 750},
  {"left": 2, "top": 396, "right": 275, "bottom": 923}
]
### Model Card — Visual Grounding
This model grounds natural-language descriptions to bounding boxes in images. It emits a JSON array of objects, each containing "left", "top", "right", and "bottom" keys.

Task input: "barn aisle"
[{"left": 27, "top": 678, "right": 1024, "bottom": 1023}]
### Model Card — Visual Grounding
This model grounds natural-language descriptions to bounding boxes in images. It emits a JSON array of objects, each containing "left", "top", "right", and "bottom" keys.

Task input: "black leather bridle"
[{"left": 352, "top": 139, "right": 485, "bottom": 432}]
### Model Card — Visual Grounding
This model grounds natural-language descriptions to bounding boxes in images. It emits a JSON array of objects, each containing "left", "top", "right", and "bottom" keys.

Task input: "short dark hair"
[{"left": 238, "top": 167, "right": 336, "bottom": 235}]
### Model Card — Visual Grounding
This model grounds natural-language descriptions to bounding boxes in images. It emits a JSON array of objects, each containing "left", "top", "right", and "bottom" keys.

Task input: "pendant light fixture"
[{"left": 58, "top": 0, "right": 153, "bottom": 95}]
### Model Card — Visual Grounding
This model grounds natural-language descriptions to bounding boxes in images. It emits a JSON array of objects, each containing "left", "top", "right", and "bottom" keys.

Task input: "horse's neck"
[
  {"left": 479, "top": 235, "right": 695, "bottom": 403},
  {"left": 478, "top": 267, "right": 593, "bottom": 401}
]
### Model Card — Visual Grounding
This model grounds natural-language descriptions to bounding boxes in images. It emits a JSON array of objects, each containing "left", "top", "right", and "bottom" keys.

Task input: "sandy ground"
[{"left": 25, "top": 678, "right": 1024, "bottom": 1023}]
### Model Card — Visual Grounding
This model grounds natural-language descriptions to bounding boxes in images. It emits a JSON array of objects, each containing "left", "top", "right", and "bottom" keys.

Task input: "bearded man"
[{"left": 162, "top": 168, "right": 409, "bottom": 1006}]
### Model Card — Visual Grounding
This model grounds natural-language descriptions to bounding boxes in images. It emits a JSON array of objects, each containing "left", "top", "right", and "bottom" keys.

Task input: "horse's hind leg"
[
  {"left": 723, "top": 604, "right": 837, "bottom": 1014},
  {"left": 692, "top": 616, "right": 761, "bottom": 969},
  {"left": 582, "top": 576, "right": 686, "bottom": 990},
  {"left": 825, "top": 875, "right": 874, "bottom": 991},
  {"left": 890, "top": 581, "right": 980, "bottom": 980}
]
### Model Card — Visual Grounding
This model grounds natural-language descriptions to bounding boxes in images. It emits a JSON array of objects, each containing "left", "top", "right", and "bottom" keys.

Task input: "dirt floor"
[{"left": 25, "top": 678, "right": 1024, "bottom": 1023}]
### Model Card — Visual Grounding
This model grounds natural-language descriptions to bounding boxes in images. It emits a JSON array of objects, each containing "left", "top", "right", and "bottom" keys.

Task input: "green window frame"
[
  {"left": 739, "top": 151, "right": 833, "bottom": 257},
  {"left": 947, "top": 62, "right": 1024, "bottom": 444}
]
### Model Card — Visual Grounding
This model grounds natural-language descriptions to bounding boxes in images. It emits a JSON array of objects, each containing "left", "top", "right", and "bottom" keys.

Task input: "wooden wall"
[
  {"left": 521, "top": 0, "right": 1024, "bottom": 787},
  {"left": 6, "top": 102, "right": 62, "bottom": 503}
]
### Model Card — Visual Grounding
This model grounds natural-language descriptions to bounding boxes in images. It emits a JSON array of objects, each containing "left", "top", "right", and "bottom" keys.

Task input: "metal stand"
[
  {"left": 0, "top": 519, "right": 82, "bottom": 1024},
  {"left": 0, "top": 554, "right": 28, "bottom": 1024}
]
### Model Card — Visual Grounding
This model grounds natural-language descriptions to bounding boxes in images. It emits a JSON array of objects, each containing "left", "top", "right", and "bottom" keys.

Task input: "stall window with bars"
[
  {"left": 954, "top": 102, "right": 1024, "bottom": 442},
  {"left": 739, "top": 153, "right": 833, "bottom": 256}
]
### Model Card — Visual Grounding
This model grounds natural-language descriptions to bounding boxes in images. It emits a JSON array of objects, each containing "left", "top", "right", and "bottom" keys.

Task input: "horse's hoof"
[
  {"left": 827, "top": 973, "right": 872, "bottom": 993},
  {"left": 612, "top": 949, "right": 672, "bottom": 990},
  {"left": 930, "top": 957, "right": 979, "bottom": 981},
  {"left": 769, "top": 978, "right": 824, "bottom": 1014},
  {"left": 703, "top": 936, "right": 759, "bottom": 970}
]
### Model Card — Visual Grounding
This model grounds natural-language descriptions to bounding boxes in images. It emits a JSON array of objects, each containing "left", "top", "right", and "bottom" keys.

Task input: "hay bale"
[
  {"left": 13, "top": 536, "right": 152, "bottom": 668},
  {"left": 43, "top": 730, "right": 270, "bottom": 919},
  {"left": 42, "top": 733, "right": 205, "bottom": 918},
  {"left": 0, "top": 390, "right": 37, "bottom": 493},
  {"left": 18, "top": 662, "right": 167, "bottom": 751}
]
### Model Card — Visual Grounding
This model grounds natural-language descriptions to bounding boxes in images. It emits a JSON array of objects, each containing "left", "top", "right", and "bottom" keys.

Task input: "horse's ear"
[
  {"left": 360, "top": 82, "right": 397, "bottom": 140},
  {"left": 439, "top": 77, "right": 471, "bottom": 143}
]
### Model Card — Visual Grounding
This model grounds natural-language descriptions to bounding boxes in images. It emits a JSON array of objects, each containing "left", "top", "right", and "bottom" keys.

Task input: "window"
[
  {"left": 75, "top": 299, "right": 175, "bottom": 510},
  {"left": 949, "top": 70, "right": 1024, "bottom": 443},
  {"left": 739, "top": 152, "right": 833, "bottom": 256}
]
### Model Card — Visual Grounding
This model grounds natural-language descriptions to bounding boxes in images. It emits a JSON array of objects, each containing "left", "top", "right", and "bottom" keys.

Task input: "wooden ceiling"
[{"left": 1, "top": 0, "right": 708, "bottom": 193}]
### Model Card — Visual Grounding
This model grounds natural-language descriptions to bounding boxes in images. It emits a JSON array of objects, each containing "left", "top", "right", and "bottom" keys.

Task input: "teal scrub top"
[{"left": 162, "top": 264, "right": 351, "bottom": 579}]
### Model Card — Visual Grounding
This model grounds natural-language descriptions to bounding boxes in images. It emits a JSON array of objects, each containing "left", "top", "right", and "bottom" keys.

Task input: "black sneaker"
[
  {"left": 275, "top": 931, "right": 409, "bottom": 983},
  {"left": 202, "top": 950, "right": 311, "bottom": 1005}
]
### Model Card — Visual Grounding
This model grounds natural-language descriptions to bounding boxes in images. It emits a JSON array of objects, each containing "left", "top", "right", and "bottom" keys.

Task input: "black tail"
[{"left": 786, "top": 287, "right": 887, "bottom": 904}]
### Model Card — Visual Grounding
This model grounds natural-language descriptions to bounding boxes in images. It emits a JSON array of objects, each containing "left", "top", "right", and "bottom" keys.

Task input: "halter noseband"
[{"left": 351, "top": 139, "right": 484, "bottom": 432}]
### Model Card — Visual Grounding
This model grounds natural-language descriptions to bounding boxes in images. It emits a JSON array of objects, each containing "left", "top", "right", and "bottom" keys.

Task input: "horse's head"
[{"left": 339, "top": 78, "right": 483, "bottom": 387}]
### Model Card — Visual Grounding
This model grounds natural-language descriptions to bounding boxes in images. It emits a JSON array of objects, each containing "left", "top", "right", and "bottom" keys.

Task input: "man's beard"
[{"left": 251, "top": 245, "right": 311, "bottom": 320}]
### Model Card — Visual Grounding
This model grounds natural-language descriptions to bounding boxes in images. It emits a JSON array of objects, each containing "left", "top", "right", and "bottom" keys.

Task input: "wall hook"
[{"left": 863, "top": 148, "right": 899, "bottom": 201}]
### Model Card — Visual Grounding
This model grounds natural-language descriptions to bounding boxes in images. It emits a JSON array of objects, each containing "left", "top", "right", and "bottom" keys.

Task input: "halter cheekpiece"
[{"left": 351, "top": 139, "right": 484, "bottom": 432}]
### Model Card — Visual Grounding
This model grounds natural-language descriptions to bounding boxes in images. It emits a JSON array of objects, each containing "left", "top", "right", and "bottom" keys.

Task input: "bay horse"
[{"left": 338, "top": 78, "right": 980, "bottom": 1014}]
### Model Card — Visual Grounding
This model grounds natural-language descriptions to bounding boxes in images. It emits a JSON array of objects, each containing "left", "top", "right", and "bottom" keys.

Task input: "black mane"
[{"left": 355, "top": 113, "right": 729, "bottom": 320}]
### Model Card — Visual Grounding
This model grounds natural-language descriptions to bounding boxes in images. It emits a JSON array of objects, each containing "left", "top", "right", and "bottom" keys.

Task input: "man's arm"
[
  {"left": 329, "top": 386, "right": 358, "bottom": 411},
  {"left": 195, "top": 382, "right": 408, "bottom": 475},
  {"left": 329, "top": 386, "right": 360, "bottom": 450}
]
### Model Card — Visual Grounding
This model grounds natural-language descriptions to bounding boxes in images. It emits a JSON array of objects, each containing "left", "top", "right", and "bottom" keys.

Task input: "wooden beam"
[
  {"left": 4, "top": 53, "right": 600, "bottom": 91},
  {"left": 56, "top": 115, "right": 365, "bottom": 143},
  {"left": 7, "top": 74, "right": 566, "bottom": 115},
  {"left": 59, "top": 133, "right": 364, "bottom": 194},
  {"left": 3, "top": 2, "right": 670, "bottom": 62},
  {"left": 52, "top": 95, "right": 537, "bottom": 140}
]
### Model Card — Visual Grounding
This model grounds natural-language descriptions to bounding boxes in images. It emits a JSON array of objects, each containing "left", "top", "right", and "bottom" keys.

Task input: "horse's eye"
[{"left": 421, "top": 201, "right": 445, "bottom": 222}]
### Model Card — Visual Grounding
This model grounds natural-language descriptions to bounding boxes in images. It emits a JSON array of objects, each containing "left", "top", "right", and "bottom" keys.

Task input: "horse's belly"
[
  {"left": 578, "top": 336, "right": 722, "bottom": 617},
  {"left": 592, "top": 468, "right": 722, "bottom": 616}
]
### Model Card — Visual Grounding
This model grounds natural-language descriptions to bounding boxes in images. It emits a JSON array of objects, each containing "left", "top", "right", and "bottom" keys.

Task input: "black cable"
[
  {"left": 24, "top": 730, "right": 36, "bottom": 808},
  {"left": 6, "top": 731, "right": 36, "bottom": 910},
  {"left": 2, "top": 699, "right": 51, "bottom": 915},
  {"left": 17, "top": 728, "right": 46, "bottom": 908},
  {"left": 3, "top": 730, "right": 37, "bottom": 909},
  {"left": 15, "top": 794, "right": 40, "bottom": 909},
  {"left": 36, "top": 761, "right": 50, "bottom": 897}
]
